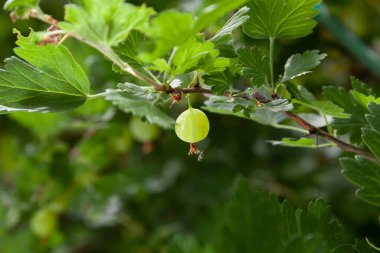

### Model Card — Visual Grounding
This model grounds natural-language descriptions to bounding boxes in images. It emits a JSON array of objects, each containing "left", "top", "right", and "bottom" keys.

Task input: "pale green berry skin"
[
  {"left": 30, "top": 208, "right": 58, "bottom": 238},
  {"left": 129, "top": 117, "right": 160, "bottom": 143},
  {"left": 175, "top": 108, "right": 210, "bottom": 143}
]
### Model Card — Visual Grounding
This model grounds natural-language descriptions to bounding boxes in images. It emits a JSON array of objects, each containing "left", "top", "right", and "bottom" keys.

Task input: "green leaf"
[
  {"left": 60, "top": 0, "right": 155, "bottom": 47},
  {"left": 237, "top": 46, "right": 269, "bottom": 86},
  {"left": 105, "top": 83, "right": 175, "bottom": 129},
  {"left": 147, "top": 10, "right": 195, "bottom": 57},
  {"left": 340, "top": 156, "right": 380, "bottom": 207},
  {"left": 323, "top": 86, "right": 369, "bottom": 143},
  {"left": 210, "top": 7, "right": 250, "bottom": 42},
  {"left": 351, "top": 91, "right": 380, "bottom": 108},
  {"left": 362, "top": 128, "right": 380, "bottom": 161},
  {"left": 172, "top": 40, "right": 218, "bottom": 75},
  {"left": 0, "top": 31, "right": 89, "bottom": 112},
  {"left": 112, "top": 30, "right": 147, "bottom": 71},
  {"left": 203, "top": 72, "right": 231, "bottom": 95},
  {"left": 281, "top": 50, "right": 327, "bottom": 82},
  {"left": 366, "top": 103, "right": 380, "bottom": 133},
  {"left": 288, "top": 84, "right": 349, "bottom": 118},
  {"left": 202, "top": 62, "right": 241, "bottom": 95},
  {"left": 194, "top": 0, "right": 249, "bottom": 32},
  {"left": 270, "top": 137, "right": 333, "bottom": 148},
  {"left": 213, "top": 179, "right": 352, "bottom": 253},
  {"left": 243, "top": 0, "right": 321, "bottom": 39},
  {"left": 351, "top": 77, "right": 374, "bottom": 96},
  {"left": 4, "top": 0, "right": 39, "bottom": 19}
]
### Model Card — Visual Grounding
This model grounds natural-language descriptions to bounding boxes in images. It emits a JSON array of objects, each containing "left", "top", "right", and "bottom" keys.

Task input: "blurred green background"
[{"left": 0, "top": 0, "right": 380, "bottom": 252}]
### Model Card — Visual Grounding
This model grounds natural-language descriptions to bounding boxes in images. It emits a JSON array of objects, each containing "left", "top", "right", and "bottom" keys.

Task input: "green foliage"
[
  {"left": 340, "top": 156, "right": 380, "bottom": 207},
  {"left": 2, "top": 0, "right": 380, "bottom": 252},
  {"left": 60, "top": 0, "right": 155, "bottom": 47},
  {"left": 243, "top": 0, "right": 321, "bottom": 39},
  {"left": 210, "top": 6, "right": 250, "bottom": 42},
  {"left": 3, "top": 0, "right": 39, "bottom": 19},
  {"left": 237, "top": 46, "right": 269, "bottom": 86},
  {"left": 194, "top": 0, "right": 249, "bottom": 32},
  {"left": 113, "top": 31, "right": 147, "bottom": 71},
  {"left": 281, "top": 50, "right": 327, "bottom": 82},
  {"left": 105, "top": 83, "right": 174, "bottom": 129},
  {"left": 169, "top": 179, "right": 374, "bottom": 253},
  {"left": 172, "top": 40, "right": 229, "bottom": 76},
  {"left": 0, "top": 31, "right": 89, "bottom": 112},
  {"left": 323, "top": 84, "right": 369, "bottom": 143},
  {"left": 288, "top": 83, "right": 349, "bottom": 118},
  {"left": 146, "top": 10, "right": 195, "bottom": 57}
]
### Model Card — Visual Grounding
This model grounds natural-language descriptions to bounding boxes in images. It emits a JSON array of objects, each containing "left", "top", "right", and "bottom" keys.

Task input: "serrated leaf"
[
  {"left": 60, "top": 0, "right": 155, "bottom": 47},
  {"left": 213, "top": 179, "right": 352, "bottom": 253},
  {"left": 213, "top": 34, "right": 236, "bottom": 58},
  {"left": 237, "top": 46, "right": 269, "bottom": 86},
  {"left": 270, "top": 137, "right": 333, "bottom": 148},
  {"left": 362, "top": 128, "right": 380, "bottom": 161},
  {"left": 211, "top": 7, "right": 250, "bottom": 42},
  {"left": 288, "top": 84, "right": 348, "bottom": 118},
  {"left": 113, "top": 30, "right": 147, "bottom": 72},
  {"left": 194, "top": 0, "right": 249, "bottom": 32},
  {"left": 203, "top": 73, "right": 231, "bottom": 95},
  {"left": 202, "top": 63, "right": 240, "bottom": 95},
  {"left": 172, "top": 40, "right": 217, "bottom": 75},
  {"left": 340, "top": 156, "right": 380, "bottom": 207},
  {"left": 323, "top": 86, "right": 369, "bottom": 143},
  {"left": 366, "top": 103, "right": 380, "bottom": 133},
  {"left": 105, "top": 83, "right": 174, "bottom": 129},
  {"left": 147, "top": 10, "right": 195, "bottom": 57},
  {"left": 351, "top": 91, "right": 380, "bottom": 108},
  {"left": 243, "top": 0, "right": 321, "bottom": 39},
  {"left": 351, "top": 77, "right": 373, "bottom": 96},
  {"left": 281, "top": 50, "right": 327, "bottom": 82},
  {"left": 200, "top": 56, "right": 230, "bottom": 73},
  {"left": 0, "top": 31, "right": 89, "bottom": 112},
  {"left": 4, "top": 0, "right": 39, "bottom": 19}
]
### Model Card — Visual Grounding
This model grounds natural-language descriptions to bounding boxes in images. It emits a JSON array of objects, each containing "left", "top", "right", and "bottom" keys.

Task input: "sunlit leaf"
[
  {"left": 243, "top": 0, "right": 321, "bottom": 39},
  {"left": 281, "top": 50, "right": 327, "bottom": 82},
  {"left": 61, "top": 0, "right": 155, "bottom": 47},
  {"left": 0, "top": 30, "right": 89, "bottom": 112}
]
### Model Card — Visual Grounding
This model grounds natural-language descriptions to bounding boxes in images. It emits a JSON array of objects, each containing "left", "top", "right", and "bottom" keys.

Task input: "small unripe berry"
[
  {"left": 175, "top": 108, "right": 209, "bottom": 143},
  {"left": 30, "top": 208, "right": 58, "bottom": 238}
]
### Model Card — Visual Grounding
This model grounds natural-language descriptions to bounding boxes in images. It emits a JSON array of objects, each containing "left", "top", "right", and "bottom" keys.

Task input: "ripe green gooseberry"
[
  {"left": 129, "top": 117, "right": 160, "bottom": 143},
  {"left": 175, "top": 107, "right": 210, "bottom": 143},
  {"left": 30, "top": 208, "right": 58, "bottom": 238}
]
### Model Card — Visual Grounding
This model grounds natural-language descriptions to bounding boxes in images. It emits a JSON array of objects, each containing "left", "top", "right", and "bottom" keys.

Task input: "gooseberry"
[
  {"left": 175, "top": 108, "right": 210, "bottom": 144},
  {"left": 30, "top": 208, "right": 58, "bottom": 238}
]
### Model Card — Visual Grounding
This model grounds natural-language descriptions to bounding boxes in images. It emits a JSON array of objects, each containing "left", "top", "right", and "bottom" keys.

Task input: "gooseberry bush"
[{"left": 2, "top": 0, "right": 380, "bottom": 252}]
